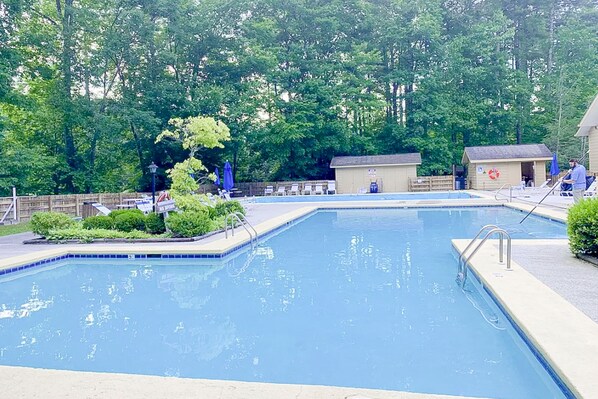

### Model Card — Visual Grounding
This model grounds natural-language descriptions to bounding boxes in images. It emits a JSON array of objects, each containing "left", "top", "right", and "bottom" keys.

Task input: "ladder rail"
[
  {"left": 457, "top": 224, "right": 500, "bottom": 269},
  {"left": 458, "top": 228, "right": 511, "bottom": 285},
  {"left": 224, "top": 212, "right": 258, "bottom": 246},
  {"left": 494, "top": 183, "right": 513, "bottom": 202}
]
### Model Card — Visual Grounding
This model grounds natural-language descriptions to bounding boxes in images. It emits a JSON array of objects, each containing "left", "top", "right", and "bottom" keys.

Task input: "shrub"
[
  {"left": 568, "top": 198, "right": 598, "bottom": 255},
  {"left": 145, "top": 213, "right": 166, "bottom": 234},
  {"left": 46, "top": 228, "right": 152, "bottom": 242},
  {"left": 214, "top": 200, "right": 245, "bottom": 217},
  {"left": 109, "top": 208, "right": 144, "bottom": 219},
  {"left": 31, "top": 212, "right": 76, "bottom": 237},
  {"left": 82, "top": 215, "right": 114, "bottom": 230},
  {"left": 166, "top": 210, "right": 214, "bottom": 238},
  {"left": 113, "top": 212, "right": 146, "bottom": 232}
]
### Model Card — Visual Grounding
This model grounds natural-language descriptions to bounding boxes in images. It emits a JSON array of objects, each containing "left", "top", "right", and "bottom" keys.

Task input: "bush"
[
  {"left": 214, "top": 200, "right": 245, "bottom": 217},
  {"left": 109, "top": 208, "right": 144, "bottom": 219},
  {"left": 166, "top": 210, "right": 214, "bottom": 238},
  {"left": 46, "top": 228, "right": 152, "bottom": 242},
  {"left": 568, "top": 198, "right": 598, "bottom": 255},
  {"left": 31, "top": 212, "right": 77, "bottom": 237},
  {"left": 83, "top": 215, "right": 114, "bottom": 230},
  {"left": 145, "top": 213, "right": 166, "bottom": 234},
  {"left": 113, "top": 212, "right": 146, "bottom": 232}
]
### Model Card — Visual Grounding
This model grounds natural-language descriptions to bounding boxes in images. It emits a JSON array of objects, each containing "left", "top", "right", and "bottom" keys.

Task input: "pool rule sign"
[{"left": 156, "top": 199, "right": 176, "bottom": 214}]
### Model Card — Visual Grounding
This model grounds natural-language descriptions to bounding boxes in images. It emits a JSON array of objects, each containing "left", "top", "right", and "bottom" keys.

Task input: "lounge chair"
[
  {"left": 303, "top": 184, "right": 313, "bottom": 195},
  {"left": 289, "top": 184, "right": 300, "bottom": 195},
  {"left": 584, "top": 181, "right": 598, "bottom": 197},
  {"left": 314, "top": 184, "right": 324, "bottom": 195},
  {"left": 219, "top": 189, "right": 231, "bottom": 201},
  {"left": 276, "top": 186, "right": 286, "bottom": 196},
  {"left": 264, "top": 185, "right": 274, "bottom": 196},
  {"left": 326, "top": 181, "right": 336, "bottom": 194}
]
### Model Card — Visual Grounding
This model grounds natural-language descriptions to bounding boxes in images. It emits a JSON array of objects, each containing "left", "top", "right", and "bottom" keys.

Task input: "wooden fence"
[
  {"left": 408, "top": 176, "right": 455, "bottom": 192},
  {"left": 0, "top": 192, "right": 150, "bottom": 223}
]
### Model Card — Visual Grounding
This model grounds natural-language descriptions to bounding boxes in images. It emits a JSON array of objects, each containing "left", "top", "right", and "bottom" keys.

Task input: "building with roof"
[
  {"left": 575, "top": 94, "right": 598, "bottom": 173},
  {"left": 330, "top": 153, "right": 421, "bottom": 193},
  {"left": 462, "top": 144, "right": 552, "bottom": 190}
]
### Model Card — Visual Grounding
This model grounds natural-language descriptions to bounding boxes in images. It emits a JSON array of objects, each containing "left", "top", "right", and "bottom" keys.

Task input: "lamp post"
[{"left": 148, "top": 162, "right": 158, "bottom": 212}]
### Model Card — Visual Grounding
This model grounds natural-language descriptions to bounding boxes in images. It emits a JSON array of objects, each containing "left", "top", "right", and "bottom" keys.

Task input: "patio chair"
[
  {"left": 289, "top": 183, "right": 300, "bottom": 195},
  {"left": 314, "top": 184, "right": 324, "bottom": 195},
  {"left": 219, "top": 189, "right": 231, "bottom": 201},
  {"left": 303, "top": 184, "right": 313, "bottom": 195},
  {"left": 276, "top": 186, "right": 286, "bottom": 196},
  {"left": 326, "top": 181, "right": 336, "bottom": 194},
  {"left": 264, "top": 185, "right": 274, "bottom": 196},
  {"left": 584, "top": 181, "right": 598, "bottom": 197}
]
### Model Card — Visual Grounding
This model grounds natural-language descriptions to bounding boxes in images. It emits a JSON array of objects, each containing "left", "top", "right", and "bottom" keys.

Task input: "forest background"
[{"left": 0, "top": 0, "right": 597, "bottom": 196}]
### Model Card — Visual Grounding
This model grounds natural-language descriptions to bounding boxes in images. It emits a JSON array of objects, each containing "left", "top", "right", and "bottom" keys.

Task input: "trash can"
[
  {"left": 369, "top": 182, "right": 379, "bottom": 193},
  {"left": 455, "top": 177, "right": 466, "bottom": 190}
]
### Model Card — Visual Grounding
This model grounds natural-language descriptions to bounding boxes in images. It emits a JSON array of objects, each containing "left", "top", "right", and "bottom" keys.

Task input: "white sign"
[
  {"left": 156, "top": 199, "right": 176, "bottom": 214},
  {"left": 368, "top": 168, "right": 377, "bottom": 176},
  {"left": 476, "top": 165, "right": 484, "bottom": 174}
]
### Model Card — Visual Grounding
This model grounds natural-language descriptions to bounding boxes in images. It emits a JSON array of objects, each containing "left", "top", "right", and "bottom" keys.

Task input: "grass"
[{"left": 0, "top": 222, "right": 32, "bottom": 237}]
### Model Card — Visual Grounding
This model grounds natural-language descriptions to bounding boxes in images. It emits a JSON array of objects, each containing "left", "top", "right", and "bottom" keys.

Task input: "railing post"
[
  {"left": 12, "top": 186, "right": 17, "bottom": 221},
  {"left": 499, "top": 234, "right": 504, "bottom": 263}
]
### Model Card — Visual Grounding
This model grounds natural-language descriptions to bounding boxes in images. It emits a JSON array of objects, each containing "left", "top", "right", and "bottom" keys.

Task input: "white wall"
[{"left": 335, "top": 165, "right": 417, "bottom": 193}]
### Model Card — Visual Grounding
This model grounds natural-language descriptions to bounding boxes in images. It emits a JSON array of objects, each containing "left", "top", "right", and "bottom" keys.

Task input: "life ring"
[
  {"left": 156, "top": 191, "right": 171, "bottom": 203},
  {"left": 488, "top": 168, "right": 500, "bottom": 180}
]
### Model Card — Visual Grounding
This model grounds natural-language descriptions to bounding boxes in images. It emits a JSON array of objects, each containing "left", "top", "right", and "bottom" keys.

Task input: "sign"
[
  {"left": 156, "top": 199, "right": 176, "bottom": 214},
  {"left": 368, "top": 168, "right": 377, "bottom": 176},
  {"left": 476, "top": 165, "right": 484, "bottom": 174}
]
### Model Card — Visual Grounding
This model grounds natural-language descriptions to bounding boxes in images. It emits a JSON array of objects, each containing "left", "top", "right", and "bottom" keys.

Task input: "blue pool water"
[
  {"left": 253, "top": 191, "right": 475, "bottom": 203},
  {"left": 0, "top": 208, "right": 569, "bottom": 398}
]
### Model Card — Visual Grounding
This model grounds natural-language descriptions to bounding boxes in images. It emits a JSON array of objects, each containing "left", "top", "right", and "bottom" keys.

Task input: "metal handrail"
[
  {"left": 458, "top": 227, "right": 512, "bottom": 286},
  {"left": 224, "top": 212, "right": 258, "bottom": 246},
  {"left": 457, "top": 225, "right": 500, "bottom": 268},
  {"left": 494, "top": 183, "right": 512, "bottom": 202}
]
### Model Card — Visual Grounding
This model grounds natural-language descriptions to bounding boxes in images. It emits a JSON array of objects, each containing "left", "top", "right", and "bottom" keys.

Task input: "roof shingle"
[
  {"left": 330, "top": 153, "right": 421, "bottom": 168},
  {"left": 463, "top": 144, "right": 552, "bottom": 162}
]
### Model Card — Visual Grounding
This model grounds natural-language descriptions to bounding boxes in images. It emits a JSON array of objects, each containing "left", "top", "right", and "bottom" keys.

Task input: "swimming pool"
[
  {"left": 252, "top": 191, "right": 476, "bottom": 203},
  {"left": 0, "top": 208, "right": 570, "bottom": 398}
]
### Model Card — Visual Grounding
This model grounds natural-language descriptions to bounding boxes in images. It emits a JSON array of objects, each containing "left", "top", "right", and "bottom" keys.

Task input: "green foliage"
[
  {"left": 166, "top": 211, "right": 214, "bottom": 238},
  {"left": 109, "top": 209, "right": 144, "bottom": 219},
  {"left": 568, "top": 199, "right": 598, "bottom": 255},
  {"left": 214, "top": 200, "right": 245, "bottom": 217},
  {"left": 156, "top": 116, "right": 231, "bottom": 157},
  {"left": 31, "top": 212, "right": 77, "bottom": 237},
  {"left": 82, "top": 216, "right": 114, "bottom": 230},
  {"left": 170, "top": 193, "right": 216, "bottom": 217},
  {"left": 145, "top": 213, "right": 166, "bottom": 234},
  {"left": 113, "top": 212, "right": 147, "bottom": 233},
  {"left": 46, "top": 228, "right": 152, "bottom": 242}
]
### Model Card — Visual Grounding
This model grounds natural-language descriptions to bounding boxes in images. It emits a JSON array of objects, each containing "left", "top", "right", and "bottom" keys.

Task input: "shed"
[
  {"left": 575, "top": 94, "right": 598, "bottom": 173},
  {"left": 330, "top": 153, "right": 421, "bottom": 194},
  {"left": 462, "top": 144, "right": 552, "bottom": 190}
]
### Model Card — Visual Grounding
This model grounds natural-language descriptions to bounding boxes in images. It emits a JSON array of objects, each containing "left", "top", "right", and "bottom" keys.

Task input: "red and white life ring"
[
  {"left": 157, "top": 191, "right": 171, "bottom": 203},
  {"left": 488, "top": 168, "right": 500, "bottom": 180}
]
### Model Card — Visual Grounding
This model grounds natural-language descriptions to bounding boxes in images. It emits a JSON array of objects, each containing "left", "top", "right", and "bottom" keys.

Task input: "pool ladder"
[
  {"left": 457, "top": 224, "right": 512, "bottom": 286},
  {"left": 224, "top": 212, "right": 258, "bottom": 247}
]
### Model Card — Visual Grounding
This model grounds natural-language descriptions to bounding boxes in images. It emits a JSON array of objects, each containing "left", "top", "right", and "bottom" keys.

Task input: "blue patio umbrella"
[
  {"left": 223, "top": 161, "right": 234, "bottom": 191},
  {"left": 214, "top": 167, "right": 221, "bottom": 186},
  {"left": 549, "top": 152, "right": 560, "bottom": 176}
]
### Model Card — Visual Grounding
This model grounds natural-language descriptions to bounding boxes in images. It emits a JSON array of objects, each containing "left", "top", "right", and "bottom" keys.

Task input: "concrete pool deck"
[{"left": 0, "top": 193, "right": 597, "bottom": 398}]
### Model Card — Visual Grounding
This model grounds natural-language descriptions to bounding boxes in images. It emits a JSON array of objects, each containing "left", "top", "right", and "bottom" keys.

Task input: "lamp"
[{"left": 148, "top": 162, "right": 158, "bottom": 212}]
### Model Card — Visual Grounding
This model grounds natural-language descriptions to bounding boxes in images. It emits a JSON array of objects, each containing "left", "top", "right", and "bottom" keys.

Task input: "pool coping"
[{"left": 0, "top": 196, "right": 583, "bottom": 399}]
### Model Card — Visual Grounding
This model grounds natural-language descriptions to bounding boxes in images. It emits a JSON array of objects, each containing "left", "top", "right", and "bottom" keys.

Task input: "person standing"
[{"left": 564, "top": 159, "right": 587, "bottom": 204}]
